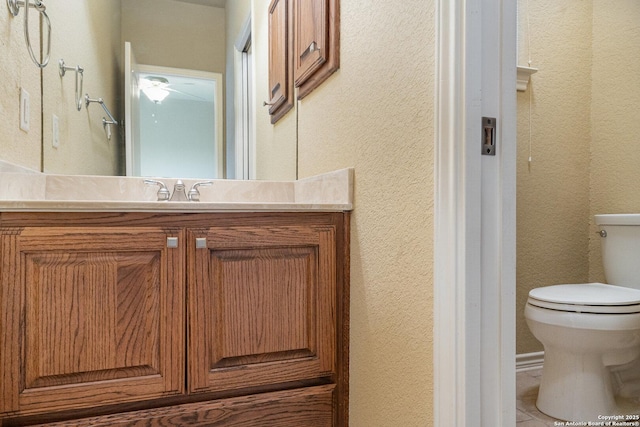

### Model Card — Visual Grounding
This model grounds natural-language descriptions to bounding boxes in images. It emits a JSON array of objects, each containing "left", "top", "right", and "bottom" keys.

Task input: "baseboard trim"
[{"left": 516, "top": 351, "right": 544, "bottom": 372}]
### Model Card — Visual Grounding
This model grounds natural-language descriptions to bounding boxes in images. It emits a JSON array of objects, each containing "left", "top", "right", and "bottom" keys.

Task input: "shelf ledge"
[{"left": 517, "top": 65, "right": 538, "bottom": 92}]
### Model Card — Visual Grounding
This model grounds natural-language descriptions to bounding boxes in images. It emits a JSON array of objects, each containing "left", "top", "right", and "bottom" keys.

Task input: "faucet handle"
[
  {"left": 188, "top": 181, "right": 213, "bottom": 202},
  {"left": 144, "top": 179, "right": 170, "bottom": 201}
]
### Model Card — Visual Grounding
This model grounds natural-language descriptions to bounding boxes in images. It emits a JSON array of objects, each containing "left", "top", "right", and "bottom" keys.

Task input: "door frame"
[{"left": 433, "top": 0, "right": 517, "bottom": 425}]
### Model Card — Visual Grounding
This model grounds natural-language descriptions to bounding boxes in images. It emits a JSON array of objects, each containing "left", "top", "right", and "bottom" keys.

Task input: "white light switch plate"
[
  {"left": 20, "top": 88, "right": 30, "bottom": 132},
  {"left": 52, "top": 114, "right": 59, "bottom": 148}
]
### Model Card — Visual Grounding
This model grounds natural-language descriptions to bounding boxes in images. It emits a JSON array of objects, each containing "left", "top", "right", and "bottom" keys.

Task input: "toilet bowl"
[
  {"left": 525, "top": 283, "right": 640, "bottom": 421},
  {"left": 525, "top": 214, "right": 640, "bottom": 422}
]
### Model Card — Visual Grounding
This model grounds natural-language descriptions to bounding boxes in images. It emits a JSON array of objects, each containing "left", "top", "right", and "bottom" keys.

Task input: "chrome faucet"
[
  {"left": 169, "top": 180, "right": 188, "bottom": 201},
  {"left": 144, "top": 179, "right": 213, "bottom": 202},
  {"left": 188, "top": 181, "right": 213, "bottom": 201},
  {"left": 144, "top": 179, "right": 170, "bottom": 201}
]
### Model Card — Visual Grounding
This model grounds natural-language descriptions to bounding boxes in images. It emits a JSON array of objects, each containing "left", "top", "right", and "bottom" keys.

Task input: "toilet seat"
[{"left": 528, "top": 283, "right": 640, "bottom": 314}]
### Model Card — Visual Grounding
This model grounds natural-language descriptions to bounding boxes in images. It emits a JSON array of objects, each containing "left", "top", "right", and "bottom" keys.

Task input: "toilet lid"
[{"left": 528, "top": 283, "right": 640, "bottom": 314}]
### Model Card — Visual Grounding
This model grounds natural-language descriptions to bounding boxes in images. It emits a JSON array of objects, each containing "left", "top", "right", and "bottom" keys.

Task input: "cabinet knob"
[
  {"left": 167, "top": 237, "right": 178, "bottom": 248},
  {"left": 195, "top": 238, "right": 207, "bottom": 249}
]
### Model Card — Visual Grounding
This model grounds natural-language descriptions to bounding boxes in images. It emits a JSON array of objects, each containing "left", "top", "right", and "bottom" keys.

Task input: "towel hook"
[
  {"left": 7, "top": 0, "right": 52, "bottom": 68},
  {"left": 59, "top": 59, "right": 84, "bottom": 111},
  {"left": 85, "top": 94, "right": 118, "bottom": 141}
]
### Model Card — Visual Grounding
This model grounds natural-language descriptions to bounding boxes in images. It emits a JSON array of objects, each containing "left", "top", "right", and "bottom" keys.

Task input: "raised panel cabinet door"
[
  {"left": 267, "top": 0, "right": 294, "bottom": 123},
  {"left": 293, "top": 0, "right": 328, "bottom": 87},
  {"left": 0, "top": 227, "right": 185, "bottom": 417},
  {"left": 268, "top": 0, "right": 288, "bottom": 110},
  {"left": 188, "top": 225, "right": 337, "bottom": 394},
  {"left": 293, "top": 0, "right": 339, "bottom": 99}
]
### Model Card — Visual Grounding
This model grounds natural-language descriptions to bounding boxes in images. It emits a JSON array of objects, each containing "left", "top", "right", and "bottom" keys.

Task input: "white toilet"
[{"left": 525, "top": 214, "right": 640, "bottom": 422}]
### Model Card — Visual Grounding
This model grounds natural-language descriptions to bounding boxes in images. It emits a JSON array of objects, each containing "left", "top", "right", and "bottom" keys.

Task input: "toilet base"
[
  {"left": 537, "top": 345, "right": 616, "bottom": 422},
  {"left": 611, "top": 358, "right": 640, "bottom": 398}
]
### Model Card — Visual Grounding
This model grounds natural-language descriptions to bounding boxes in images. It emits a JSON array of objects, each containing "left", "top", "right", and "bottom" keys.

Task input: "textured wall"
[
  {"left": 0, "top": 3, "right": 43, "bottom": 171},
  {"left": 516, "top": 0, "right": 593, "bottom": 354},
  {"left": 121, "top": 0, "right": 225, "bottom": 73},
  {"left": 251, "top": 0, "right": 297, "bottom": 181},
  {"left": 588, "top": 1, "right": 640, "bottom": 281},
  {"left": 41, "top": 1, "right": 121, "bottom": 175},
  {"left": 295, "top": 1, "right": 435, "bottom": 424}
]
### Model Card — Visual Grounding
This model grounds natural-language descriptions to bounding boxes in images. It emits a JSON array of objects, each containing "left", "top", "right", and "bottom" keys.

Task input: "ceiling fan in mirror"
[{"left": 139, "top": 75, "right": 206, "bottom": 104}]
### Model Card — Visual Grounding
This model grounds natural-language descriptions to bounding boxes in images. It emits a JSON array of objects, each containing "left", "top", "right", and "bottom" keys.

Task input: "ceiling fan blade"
[{"left": 164, "top": 86, "right": 207, "bottom": 100}]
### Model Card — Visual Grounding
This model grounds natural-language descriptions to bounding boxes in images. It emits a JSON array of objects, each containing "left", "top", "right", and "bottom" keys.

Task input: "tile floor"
[{"left": 517, "top": 368, "right": 640, "bottom": 426}]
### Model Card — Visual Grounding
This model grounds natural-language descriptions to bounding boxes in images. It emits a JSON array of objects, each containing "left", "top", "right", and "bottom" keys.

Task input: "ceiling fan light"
[{"left": 142, "top": 86, "right": 170, "bottom": 104}]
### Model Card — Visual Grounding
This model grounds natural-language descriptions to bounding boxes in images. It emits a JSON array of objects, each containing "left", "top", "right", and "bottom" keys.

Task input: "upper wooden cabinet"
[
  {"left": 267, "top": 0, "right": 294, "bottom": 124},
  {"left": 293, "top": 0, "right": 339, "bottom": 99},
  {"left": 266, "top": 0, "right": 340, "bottom": 122}
]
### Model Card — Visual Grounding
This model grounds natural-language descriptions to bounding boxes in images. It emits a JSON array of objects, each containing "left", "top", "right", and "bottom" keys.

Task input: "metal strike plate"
[
  {"left": 167, "top": 237, "right": 178, "bottom": 248},
  {"left": 195, "top": 238, "right": 207, "bottom": 249},
  {"left": 482, "top": 117, "right": 496, "bottom": 156}
]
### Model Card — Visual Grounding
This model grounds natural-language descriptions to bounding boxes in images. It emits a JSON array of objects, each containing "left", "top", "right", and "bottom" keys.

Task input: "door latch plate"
[{"left": 482, "top": 117, "right": 496, "bottom": 156}]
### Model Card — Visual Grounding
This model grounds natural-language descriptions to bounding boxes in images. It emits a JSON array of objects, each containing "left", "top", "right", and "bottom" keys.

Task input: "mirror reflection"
[
  {"left": 1, "top": 0, "right": 299, "bottom": 180},
  {"left": 132, "top": 67, "right": 224, "bottom": 179}
]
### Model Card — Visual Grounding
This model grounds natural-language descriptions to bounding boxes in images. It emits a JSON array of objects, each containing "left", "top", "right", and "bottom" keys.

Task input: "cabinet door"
[
  {"left": 0, "top": 227, "right": 184, "bottom": 416},
  {"left": 293, "top": 0, "right": 328, "bottom": 86},
  {"left": 188, "top": 225, "right": 336, "bottom": 394},
  {"left": 266, "top": 0, "right": 294, "bottom": 123}
]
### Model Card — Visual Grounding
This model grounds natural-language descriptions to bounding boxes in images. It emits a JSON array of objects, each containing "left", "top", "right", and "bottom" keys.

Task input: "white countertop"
[{"left": 0, "top": 168, "right": 353, "bottom": 213}]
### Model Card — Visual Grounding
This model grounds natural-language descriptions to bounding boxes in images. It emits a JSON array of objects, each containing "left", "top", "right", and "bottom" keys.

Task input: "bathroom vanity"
[{"left": 0, "top": 169, "right": 352, "bottom": 426}]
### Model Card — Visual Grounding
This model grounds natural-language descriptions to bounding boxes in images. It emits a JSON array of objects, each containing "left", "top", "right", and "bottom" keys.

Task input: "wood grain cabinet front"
[
  {"left": 293, "top": 0, "right": 339, "bottom": 99},
  {"left": 266, "top": 0, "right": 294, "bottom": 124},
  {"left": 188, "top": 225, "right": 336, "bottom": 394},
  {"left": 0, "top": 226, "right": 185, "bottom": 416},
  {"left": 0, "top": 212, "right": 349, "bottom": 426}
]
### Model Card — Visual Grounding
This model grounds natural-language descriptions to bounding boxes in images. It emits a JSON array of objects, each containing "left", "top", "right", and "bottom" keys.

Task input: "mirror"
[{"left": 1, "top": 0, "right": 298, "bottom": 180}]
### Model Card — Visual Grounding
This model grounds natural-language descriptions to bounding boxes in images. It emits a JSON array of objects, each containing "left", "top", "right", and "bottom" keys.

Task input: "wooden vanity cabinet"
[{"left": 0, "top": 212, "right": 349, "bottom": 426}]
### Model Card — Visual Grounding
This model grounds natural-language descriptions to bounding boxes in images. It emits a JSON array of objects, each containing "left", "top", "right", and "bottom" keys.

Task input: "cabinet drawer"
[{"left": 32, "top": 385, "right": 336, "bottom": 427}]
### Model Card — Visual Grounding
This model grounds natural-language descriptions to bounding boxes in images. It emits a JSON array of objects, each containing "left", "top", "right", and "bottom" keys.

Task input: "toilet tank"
[{"left": 595, "top": 214, "right": 640, "bottom": 290}]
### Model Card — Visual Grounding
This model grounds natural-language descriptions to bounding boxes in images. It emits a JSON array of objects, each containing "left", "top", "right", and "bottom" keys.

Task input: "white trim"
[
  {"left": 516, "top": 65, "right": 538, "bottom": 92},
  {"left": 516, "top": 352, "right": 545, "bottom": 372},
  {"left": 234, "top": 15, "right": 252, "bottom": 52},
  {"left": 434, "top": 0, "right": 482, "bottom": 423},
  {"left": 434, "top": 0, "right": 517, "bottom": 425}
]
